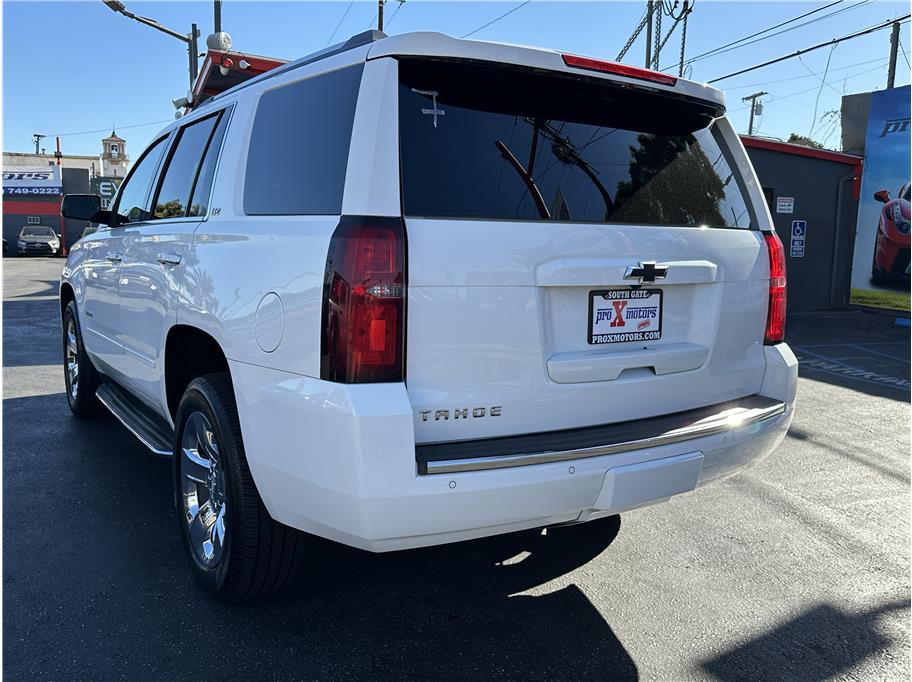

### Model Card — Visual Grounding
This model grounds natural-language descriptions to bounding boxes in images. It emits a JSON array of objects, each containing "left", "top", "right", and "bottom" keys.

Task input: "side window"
[
  {"left": 152, "top": 113, "right": 221, "bottom": 219},
  {"left": 244, "top": 64, "right": 363, "bottom": 215},
  {"left": 188, "top": 112, "right": 230, "bottom": 216},
  {"left": 113, "top": 136, "right": 169, "bottom": 224}
]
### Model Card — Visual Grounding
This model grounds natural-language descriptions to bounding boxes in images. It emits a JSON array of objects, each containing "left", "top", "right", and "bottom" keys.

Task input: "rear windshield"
[{"left": 398, "top": 59, "right": 752, "bottom": 229}]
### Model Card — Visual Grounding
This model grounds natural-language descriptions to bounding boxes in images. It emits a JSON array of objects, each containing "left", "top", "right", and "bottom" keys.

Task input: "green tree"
[
  {"left": 787, "top": 133, "right": 824, "bottom": 149},
  {"left": 612, "top": 133, "right": 727, "bottom": 227}
]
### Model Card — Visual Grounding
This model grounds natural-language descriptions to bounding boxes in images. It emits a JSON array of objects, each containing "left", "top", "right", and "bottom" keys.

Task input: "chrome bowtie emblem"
[{"left": 623, "top": 261, "right": 669, "bottom": 284}]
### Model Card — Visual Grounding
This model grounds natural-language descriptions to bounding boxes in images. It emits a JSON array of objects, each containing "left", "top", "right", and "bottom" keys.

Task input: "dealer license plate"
[{"left": 589, "top": 288, "right": 663, "bottom": 344}]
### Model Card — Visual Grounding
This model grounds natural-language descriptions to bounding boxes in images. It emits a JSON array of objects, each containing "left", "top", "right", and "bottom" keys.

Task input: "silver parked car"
[{"left": 17, "top": 225, "right": 60, "bottom": 256}]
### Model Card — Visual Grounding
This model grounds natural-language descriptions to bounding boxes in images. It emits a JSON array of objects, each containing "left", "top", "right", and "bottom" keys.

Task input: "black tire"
[
  {"left": 173, "top": 373, "right": 309, "bottom": 601},
  {"left": 62, "top": 300, "right": 103, "bottom": 417}
]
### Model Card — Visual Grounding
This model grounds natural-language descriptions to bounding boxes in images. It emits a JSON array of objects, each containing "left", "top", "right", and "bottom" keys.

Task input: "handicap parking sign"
[{"left": 790, "top": 220, "right": 807, "bottom": 257}]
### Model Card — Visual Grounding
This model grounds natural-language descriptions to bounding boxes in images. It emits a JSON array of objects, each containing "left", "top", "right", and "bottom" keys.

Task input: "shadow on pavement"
[
  {"left": 788, "top": 426, "right": 910, "bottom": 485},
  {"left": 3, "top": 390, "right": 637, "bottom": 679},
  {"left": 3, "top": 277, "right": 59, "bottom": 299},
  {"left": 261, "top": 516, "right": 638, "bottom": 679},
  {"left": 700, "top": 600, "right": 909, "bottom": 681},
  {"left": 2, "top": 295, "right": 61, "bottom": 368}
]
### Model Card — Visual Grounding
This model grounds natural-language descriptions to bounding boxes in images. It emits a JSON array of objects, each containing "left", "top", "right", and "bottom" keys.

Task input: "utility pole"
[
  {"left": 378, "top": 0, "right": 384, "bottom": 31},
  {"left": 742, "top": 91, "right": 767, "bottom": 135},
  {"left": 32, "top": 134, "right": 45, "bottom": 155},
  {"left": 887, "top": 20, "right": 900, "bottom": 88},
  {"left": 56, "top": 136, "right": 68, "bottom": 257},
  {"left": 645, "top": 1, "right": 654, "bottom": 68},
  {"left": 189, "top": 23, "right": 200, "bottom": 85}
]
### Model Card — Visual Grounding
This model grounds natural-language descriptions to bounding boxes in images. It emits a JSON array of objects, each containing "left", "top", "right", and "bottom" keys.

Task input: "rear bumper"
[
  {"left": 230, "top": 344, "right": 797, "bottom": 552},
  {"left": 417, "top": 395, "right": 785, "bottom": 475}
]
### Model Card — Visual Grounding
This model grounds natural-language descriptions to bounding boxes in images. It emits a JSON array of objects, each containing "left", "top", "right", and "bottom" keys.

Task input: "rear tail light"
[
  {"left": 763, "top": 231, "right": 787, "bottom": 344},
  {"left": 321, "top": 216, "right": 406, "bottom": 383},
  {"left": 561, "top": 53, "right": 678, "bottom": 86}
]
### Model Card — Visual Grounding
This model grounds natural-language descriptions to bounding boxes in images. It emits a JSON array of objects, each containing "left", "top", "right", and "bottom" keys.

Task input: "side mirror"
[
  {"left": 61, "top": 194, "right": 114, "bottom": 225},
  {"left": 874, "top": 190, "right": 891, "bottom": 203}
]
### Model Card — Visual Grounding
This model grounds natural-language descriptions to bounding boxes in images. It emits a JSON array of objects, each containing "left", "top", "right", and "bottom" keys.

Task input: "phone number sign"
[{"left": 2, "top": 168, "right": 62, "bottom": 196}]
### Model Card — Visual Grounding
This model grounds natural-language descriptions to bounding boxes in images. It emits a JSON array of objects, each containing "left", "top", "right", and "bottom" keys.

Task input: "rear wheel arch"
[
  {"left": 164, "top": 325, "right": 231, "bottom": 422},
  {"left": 59, "top": 282, "right": 76, "bottom": 321}
]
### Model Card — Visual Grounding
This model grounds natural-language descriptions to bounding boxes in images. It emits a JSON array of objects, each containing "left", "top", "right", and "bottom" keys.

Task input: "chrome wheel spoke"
[
  {"left": 65, "top": 322, "right": 79, "bottom": 399},
  {"left": 207, "top": 505, "right": 227, "bottom": 560},
  {"left": 181, "top": 445, "right": 211, "bottom": 484},
  {"left": 199, "top": 427, "right": 220, "bottom": 465},
  {"left": 180, "top": 410, "right": 228, "bottom": 568},
  {"left": 186, "top": 500, "right": 215, "bottom": 559}
]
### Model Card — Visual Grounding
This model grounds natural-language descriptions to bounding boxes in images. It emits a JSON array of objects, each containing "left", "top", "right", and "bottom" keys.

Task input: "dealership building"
[{"left": 2, "top": 132, "right": 130, "bottom": 256}]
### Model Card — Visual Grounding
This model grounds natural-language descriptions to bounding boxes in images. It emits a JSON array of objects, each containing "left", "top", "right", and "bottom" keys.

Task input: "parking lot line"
[
  {"left": 793, "top": 347, "right": 911, "bottom": 391},
  {"left": 847, "top": 343, "right": 910, "bottom": 364}
]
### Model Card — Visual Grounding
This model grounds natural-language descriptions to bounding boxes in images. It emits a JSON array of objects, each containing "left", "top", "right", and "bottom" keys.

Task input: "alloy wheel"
[
  {"left": 180, "top": 411, "right": 228, "bottom": 569},
  {"left": 65, "top": 320, "right": 79, "bottom": 401}
]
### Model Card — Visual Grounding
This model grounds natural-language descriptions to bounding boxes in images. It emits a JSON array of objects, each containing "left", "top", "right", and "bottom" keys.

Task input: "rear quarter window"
[{"left": 244, "top": 64, "right": 364, "bottom": 215}]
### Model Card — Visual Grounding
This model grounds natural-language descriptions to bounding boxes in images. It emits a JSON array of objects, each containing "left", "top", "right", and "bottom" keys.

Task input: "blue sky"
[{"left": 3, "top": 1, "right": 909, "bottom": 157}]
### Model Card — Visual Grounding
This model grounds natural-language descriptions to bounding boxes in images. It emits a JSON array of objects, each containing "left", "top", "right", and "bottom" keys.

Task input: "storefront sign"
[
  {"left": 2, "top": 166, "right": 62, "bottom": 196},
  {"left": 91, "top": 176, "right": 122, "bottom": 210}
]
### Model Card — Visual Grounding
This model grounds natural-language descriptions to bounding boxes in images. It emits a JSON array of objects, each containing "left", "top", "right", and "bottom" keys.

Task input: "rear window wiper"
[{"left": 494, "top": 138, "right": 551, "bottom": 220}]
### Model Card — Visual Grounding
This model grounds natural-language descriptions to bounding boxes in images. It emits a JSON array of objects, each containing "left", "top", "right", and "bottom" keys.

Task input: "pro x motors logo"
[
  {"left": 590, "top": 288, "right": 663, "bottom": 345},
  {"left": 594, "top": 298, "right": 658, "bottom": 328}
]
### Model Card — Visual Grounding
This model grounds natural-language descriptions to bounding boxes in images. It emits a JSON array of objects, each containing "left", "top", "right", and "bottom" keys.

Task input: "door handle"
[
  {"left": 157, "top": 253, "right": 182, "bottom": 266},
  {"left": 105, "top": 252, "right": 123, "bottom": 263}
]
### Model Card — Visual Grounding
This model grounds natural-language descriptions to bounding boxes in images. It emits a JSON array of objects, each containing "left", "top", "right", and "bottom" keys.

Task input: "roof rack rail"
[{"left": 208, "top": 29, "right": 387, "bottom": 104}]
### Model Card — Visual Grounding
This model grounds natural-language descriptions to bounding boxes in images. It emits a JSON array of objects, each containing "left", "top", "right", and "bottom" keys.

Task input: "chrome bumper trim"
[{"left": 423, "top": 400, "right": 786, "bottom": 475}]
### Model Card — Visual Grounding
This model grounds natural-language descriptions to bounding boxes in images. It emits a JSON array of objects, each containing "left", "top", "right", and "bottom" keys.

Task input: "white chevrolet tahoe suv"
[{"left": 60, "top": 31, "right": 797, "bottom": 601}]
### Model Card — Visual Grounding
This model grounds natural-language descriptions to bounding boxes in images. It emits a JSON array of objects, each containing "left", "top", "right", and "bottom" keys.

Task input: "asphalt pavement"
[{"left": 3, "top": 256, "right": 910, "bottom": 680}]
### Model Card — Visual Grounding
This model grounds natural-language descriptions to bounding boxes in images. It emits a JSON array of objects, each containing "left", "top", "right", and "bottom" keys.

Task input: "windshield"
[
  {"left": 20, "top": 227, "right": 55, "bottom": 237},
  {"left": 902, "top": 184, "right": 910, "bottom": 202},
  {"left": 398, "top": 59, "right": 751, "bottom": 228}
]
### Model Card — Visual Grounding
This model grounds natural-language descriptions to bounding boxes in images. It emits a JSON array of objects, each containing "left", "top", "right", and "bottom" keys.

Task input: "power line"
[
  {"left": 709, "top": 16, "right": 910, "bottom": 83},
  {"left": 664, "top": 0, "right": 847, "bottom": 71},
  {"left": 727, "top": 61, "right": 892, "bottom": 113},
  {"left": 809, "top": 45, "right": 837, "bottom": 136},
  {"left": 723, "top": 55, "right": 887, "bottom": 90},
  {"left": 326, "top": 0, "right": 355, "bottom": 46},
  {"left": 461, "top": 0, "right": 531, "bottom": 39},
  {"left": 797, "top": 53, "right": 842, "bottom": 97},
  {"left": 385, "top": 0, "right": 405, "bottom": 30},
  {"left": 900, "top": 36, "right": 912, "bottom": 69},
  {"left": 683, "top": 0, "right": 872, "bottom": 68},
  {"left": 47, "top": 119, "right": 173, "bottom": 138}
]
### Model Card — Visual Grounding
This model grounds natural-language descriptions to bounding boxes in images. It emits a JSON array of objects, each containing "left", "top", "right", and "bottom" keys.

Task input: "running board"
[{"left": 96, "top": 383, "right": 174, "bottom": 457}]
